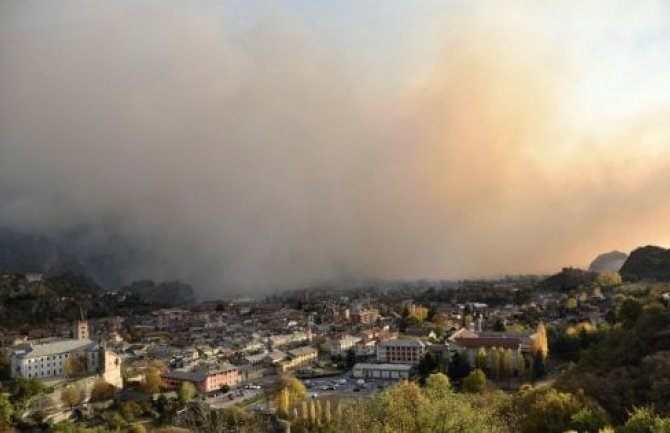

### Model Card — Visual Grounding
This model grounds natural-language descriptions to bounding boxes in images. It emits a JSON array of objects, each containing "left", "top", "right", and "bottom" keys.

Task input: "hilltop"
[
  {"left": 0, "top": 272, "right": 196, "bottom": 329},
  {"left": 588, "top": 250, "right": 628, "bottom": 273},
  {"left": 620, "top": 245, "right": 670, "bottom": 282}
]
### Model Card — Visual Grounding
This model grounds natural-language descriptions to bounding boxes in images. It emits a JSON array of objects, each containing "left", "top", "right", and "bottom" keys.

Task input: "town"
[{"left": 3, "top": 259, "right": 668, "bottom": 432}]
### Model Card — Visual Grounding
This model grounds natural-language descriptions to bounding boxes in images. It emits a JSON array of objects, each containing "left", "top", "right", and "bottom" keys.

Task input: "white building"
[
  {"left": 325, "top": 335, "right": 362, "bottom": 356},
  {"left": 9, "top": 339, "right": 101, "bottom": 379},
  {"left": 352, "top": 363, "right": 413, "bottom": 380}
]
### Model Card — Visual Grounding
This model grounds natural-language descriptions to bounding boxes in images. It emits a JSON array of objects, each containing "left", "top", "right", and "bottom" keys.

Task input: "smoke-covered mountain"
[
  {"left": 120, "top": 280, "right": 196, "bottom": 306},
  {"left": 588, "top": 251, "right": 628, "bottom": 273},
  {"left": 0, "top": 226, "right": 160, "bottom": 291}
]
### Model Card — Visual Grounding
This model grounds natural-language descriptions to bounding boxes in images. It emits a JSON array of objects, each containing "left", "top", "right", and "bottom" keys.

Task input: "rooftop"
[
  {"left": 451, "top": 337, "right": 522, "bottom": 350},
  {"left": 378, "top": 339, "right": 425, "bottom": 348},
  {"left": 353, "top": 363, "right": 413, "bottom": 371},
  {"left": 12, "top": 339, "right": 99, "bottom": 359}
]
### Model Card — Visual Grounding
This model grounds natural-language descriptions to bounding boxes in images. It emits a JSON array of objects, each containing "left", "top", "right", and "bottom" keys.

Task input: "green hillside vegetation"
[
  {"left": 538, "top": 267, "right": 599, "bottom": 292},
  {"left": 555, "top": 282, "right": 670, "bottom": 422},
  {"left": 620, "top": 245, "right": 670, "bottom": 282}
]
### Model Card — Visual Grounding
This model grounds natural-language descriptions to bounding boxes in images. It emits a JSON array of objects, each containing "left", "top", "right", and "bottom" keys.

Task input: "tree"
[
  {"left": 345, "top": 349, "right": 356, "bottom": 369},
  {"left": 141, "top": 367, "right": 163, "bottom": 394},
  {"left": 532, "top": 350, "right": 546, "bottom": 380},
  {"left": 324, "top": 399, "right": 332, "bottom": 424},
  {"left": 517, "top": 353, "right": 527, "bottom": 378},
  {"left": 178, "top": 381, "right": 197, "bottom": 404},
  {"left": 462, "top": 368, "right": 486, "bottom": 393},
  {"left": 596, "top": 272, "right": 622, "bottom": 288},
  {"left": 425, "top": 372, "right": 451, "bottom": 399},
  {"left": 0, "top": 394, "right": 13, "bottom": 429},
  {"left": 0, "top": 351, "right": 10, "bottom": 381},
  {"left": 565, "top": 297, "right": 578, "bottom": 310},
  {"left": 10, "top": 378, "right": 46, "bottom": 405},
  {"left": 90, "top": 379, "right": 116, "bottom": 402},
  {"left": 276, "top": 376, "right": 306, "bottom": 404},
  {"left": 426, "top": 306, "right": 438, "bottom": 322},
  {"left": 447, "top": 349, "right": 471, "bottom": 382},
  {"left": 63, "top": 352, "right": 88, "bottom": 378},
  {"left": 409, "top": 306, "right": 429, "bottom": 322},
  {"left": 617, "top": 296, "right": 642, "bottom": 328},
  {"left": 61, "top": 385, "right": 85, "bottom": 409},
  {"left": 618, "top": 407, "right": 657, "bottom": 433},
  {"left": 128, "top": 424, "right": 147, "bottom": 433},
  {"left": 275, "top": 388, "right": 290, "bottom": 419},
  {"left": 512, "top": 387, "right": 608, "bottom": 433},
  {"left": 502, "top": 348, "right": 514, "bottom": 383},
  {"left": 491, "top": 348, "right": 501, "bottom": 380},
  {"left": 476, "top": 347, "right": 488, "bottom": 370},
  {"left": 119, "top": 401, "right": 143, "bottom": 422},
  {"left": 418, "top": 352, "right": 438, "bottom": 381},
  {"left": 534, "top": 322, "right": 549, "bottom": 358}
]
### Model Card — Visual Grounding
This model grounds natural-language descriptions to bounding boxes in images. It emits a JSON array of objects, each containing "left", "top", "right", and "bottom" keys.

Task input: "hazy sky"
[{"left": 2, "top": 0, "right": 670, "bottom": 293}]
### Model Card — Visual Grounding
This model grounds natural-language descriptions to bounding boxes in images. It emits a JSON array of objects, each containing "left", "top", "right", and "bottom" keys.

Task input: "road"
[{"left": 205, "top": 388, "right": 263, "bottom": 409}]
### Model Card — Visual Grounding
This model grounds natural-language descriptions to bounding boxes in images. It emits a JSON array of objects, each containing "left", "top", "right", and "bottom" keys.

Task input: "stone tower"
[{"left": 73, "top": 309, "right": 90, "bottom": 340}]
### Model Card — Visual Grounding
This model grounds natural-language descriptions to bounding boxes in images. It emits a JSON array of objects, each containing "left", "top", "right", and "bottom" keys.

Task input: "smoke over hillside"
[{"left": 2, "top": 1, "right": 670, "bottom": 294}]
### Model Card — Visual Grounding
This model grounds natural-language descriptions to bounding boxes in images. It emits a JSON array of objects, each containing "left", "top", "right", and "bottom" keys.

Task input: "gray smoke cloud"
[{"left": 2, "top": 0, "right": 670, "bottom": 295}]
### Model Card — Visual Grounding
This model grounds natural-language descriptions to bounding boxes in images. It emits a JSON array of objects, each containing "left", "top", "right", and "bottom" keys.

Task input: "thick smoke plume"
[{"left": 2, "top": 0, "right": 670, "bottom": 294}]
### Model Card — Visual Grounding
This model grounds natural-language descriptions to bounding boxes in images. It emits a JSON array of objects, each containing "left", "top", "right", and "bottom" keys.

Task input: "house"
[
  {"left": 405, "top": 326, "right": 437, "bottom": 339},
  {"left": 354, "top": 340, "right": 377, "bottom": 357},
  {"left": 325, "top": 335, "right": 361, "bottom": 357},
  {"left": 162, "top": 363, "right": 239, "bottom": 394},
  {"left": 276, "top": 346, "right": 318, "bottom": 373},
  {"left": 350, "top": 308, "right": 379, "bottom": 324}
]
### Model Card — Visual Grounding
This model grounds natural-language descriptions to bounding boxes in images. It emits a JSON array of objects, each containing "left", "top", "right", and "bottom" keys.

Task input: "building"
[
  {"left": 9, "top": 339, "right": 101, "bottom": 379},
  {"left": 100, "top": 350, "right": 123, "bottom": 388},
  {"left": 277, "top": 346, "right": 318, "bottom": 373},
  {"left": 447, "top": 328, "right": 538, "bottom": 370},
  {"left": 162, "top": 363, "right": 239, "bottom": 394},
  {"left": 325, "top": 335, "right": 361, "bottom": 356},
  {"left": 352, "top": 363, "right": 413, "bottom": 380},
  {"left": 267, "top": 332, "right": 309, "bottom": 349},
  {"left": 351, "top": 308, "right": 379, "bottom": 325},
  {"left": 354, "top": 340, "right": 377, "bottom": 357},
  {"left": 376, "top": 339, "right": 426, "bottom": 365},
  {"left": 73, "top": 319, "right": 90, "bottom": 340}
]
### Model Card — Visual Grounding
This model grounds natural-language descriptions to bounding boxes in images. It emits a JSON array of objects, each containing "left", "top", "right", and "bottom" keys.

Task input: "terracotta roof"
[{"left": 447, "top": 328, "right": 478, "bottom": 342}]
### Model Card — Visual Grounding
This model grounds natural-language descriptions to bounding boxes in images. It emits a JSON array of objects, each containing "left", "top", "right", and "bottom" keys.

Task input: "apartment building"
[{"left": 376, "top": 339, "right": 426, "bottom": 365}]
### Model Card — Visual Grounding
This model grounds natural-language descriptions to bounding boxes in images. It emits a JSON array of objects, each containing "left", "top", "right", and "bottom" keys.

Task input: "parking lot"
[
  {"left": 301, "top": 372, "right": 393, "bottom": 399},
  {"left": 205, "top": 373, "right": 396, "bottom": 410}
]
